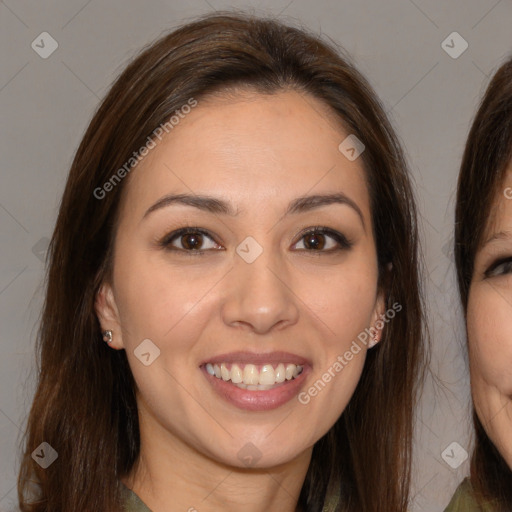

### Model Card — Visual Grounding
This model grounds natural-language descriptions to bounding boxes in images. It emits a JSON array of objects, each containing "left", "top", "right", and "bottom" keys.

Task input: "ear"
[
  {"left": 369, "top": 289, "right": 386, "bottom": 346},
  {"left": 369, "top": 262, "right": 394, "bottom": 347},
  {"left": 94, "top": 282, "right": 124, "bottom": 350}
]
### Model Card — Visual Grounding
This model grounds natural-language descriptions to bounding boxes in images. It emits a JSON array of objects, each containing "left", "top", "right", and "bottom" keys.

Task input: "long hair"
[
  {"left": 454, "top": 56, "right": 512, "bottom": 510},
  {"left": 18, "top": 11, "right": 424, "bottom": 511}
]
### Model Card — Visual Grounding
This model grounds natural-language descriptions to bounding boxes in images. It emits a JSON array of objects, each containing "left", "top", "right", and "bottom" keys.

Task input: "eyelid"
[
  {"left": 159, "top": 227, "right": 220, "bottom": 253},
  {"left": 484, "top": 256, "right": 512, "bottom": 277},
  {"left": 292, "top": 225, "right": 353, "bottom": 250},
  {"left": 159, "top": 225, "right": 353, "bottom": 254}
]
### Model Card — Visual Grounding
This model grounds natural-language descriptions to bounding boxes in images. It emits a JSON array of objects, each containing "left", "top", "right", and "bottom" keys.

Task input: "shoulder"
[
  {"left": 443, "top": 478, "right": 494, "bottom": 512},
  {"left": 119, "top": 482, "right": 152, "bottom": 512}
]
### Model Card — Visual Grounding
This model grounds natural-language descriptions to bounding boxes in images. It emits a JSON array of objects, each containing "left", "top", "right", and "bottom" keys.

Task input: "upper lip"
[{"left": 200, "top": 350, "right": 311, "bottom": 367}]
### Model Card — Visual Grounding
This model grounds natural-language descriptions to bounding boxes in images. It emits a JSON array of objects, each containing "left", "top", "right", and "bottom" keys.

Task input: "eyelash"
[
  {"left": 484, "top": 256, "right": 512, "bottom": 278},
  {"left": 158, "top": 225, "right": 353, "bottom": 256}
]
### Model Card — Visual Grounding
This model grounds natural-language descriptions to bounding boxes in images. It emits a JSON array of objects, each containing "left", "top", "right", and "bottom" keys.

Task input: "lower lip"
[{"left": 201, "top": 365, "right": 309, "bottom": 411}]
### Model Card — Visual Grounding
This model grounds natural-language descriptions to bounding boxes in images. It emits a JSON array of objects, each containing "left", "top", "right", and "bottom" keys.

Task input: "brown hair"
[
  {"left": 454, "top": 56, "right": 512, "bottom": 510},
  {"left": 18, "top": 11, "right": 425, "bottom": 511}
]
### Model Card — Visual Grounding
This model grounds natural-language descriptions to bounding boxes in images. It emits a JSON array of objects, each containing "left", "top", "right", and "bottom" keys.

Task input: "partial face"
[
  {"left": 467, "top": 167, "right": 512, "bottom": 469},
  {"left": 96, "top": 90, "right": 384, "bottom": 468}
]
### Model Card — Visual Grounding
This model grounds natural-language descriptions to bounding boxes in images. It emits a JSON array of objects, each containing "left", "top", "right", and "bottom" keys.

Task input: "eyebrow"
[
  {"left": 482, "top": 230, "right": 512, "bottom": 247},
  {"left": 143, "top": 192, "right": 365, "bottom": 228}
]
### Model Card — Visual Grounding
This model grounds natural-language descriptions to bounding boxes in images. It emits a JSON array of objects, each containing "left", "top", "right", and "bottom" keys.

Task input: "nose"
[{"left": 221, "top": 248, "right": 300, "bottom": 335}]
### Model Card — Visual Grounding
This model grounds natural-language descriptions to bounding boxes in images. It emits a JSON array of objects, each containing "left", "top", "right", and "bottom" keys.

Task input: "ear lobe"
[
  {"left": 369, "top": 289, "right": 387, "bottom": 347},
  {"left": 369, "top": 262, "right": 393, "bottom": 347},
  {"left": 94, "top": 283, "right": 124, "bottom": 349}
]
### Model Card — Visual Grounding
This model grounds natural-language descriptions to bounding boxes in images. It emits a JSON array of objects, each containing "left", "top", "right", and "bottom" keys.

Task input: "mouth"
[
  {"left": 199, "top": 351, "right": 310, "bottom": 411},
  {"left": 204, "top": 361, "right": 304, "bottom": 390}
]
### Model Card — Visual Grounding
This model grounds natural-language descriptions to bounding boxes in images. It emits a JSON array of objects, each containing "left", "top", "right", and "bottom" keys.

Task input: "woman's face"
[
  {"left": 467, "top": 166, "right": 512, "bottom": 469},
  {"left": 96, "top": 89, "right": 384, "bottom": 469}
]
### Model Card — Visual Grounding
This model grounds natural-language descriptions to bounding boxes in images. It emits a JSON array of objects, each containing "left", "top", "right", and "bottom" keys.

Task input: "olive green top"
[
  {"left": 443, "top": 478, "right": 496, "bottom": 512},
  {"left": 126, "top": 480, "right": 499, "bottom": 512},
  {"left": 122, "top": 478, "right": 500, "bottom": 512},
  {"left": 121, "top": 483, "right": 151, "bottom": 512}
]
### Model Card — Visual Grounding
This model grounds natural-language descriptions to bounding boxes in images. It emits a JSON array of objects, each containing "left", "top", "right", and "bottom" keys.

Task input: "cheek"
[
  {"left": 313, "top": 279, "right": 376, "bottom": 335},
  {"left": 305, "top": 259, "right": 379, "bottom": 335},
  {"left": 467, "top": 285, "right": 512, "bottom": 396},
  {"left": 112, "top": 249, "right": 214, "bottom": 351}
]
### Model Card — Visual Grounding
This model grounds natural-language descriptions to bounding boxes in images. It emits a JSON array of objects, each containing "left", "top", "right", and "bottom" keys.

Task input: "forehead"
[{"left": 120, "top": 89, "right": 372, "bottom": 220}]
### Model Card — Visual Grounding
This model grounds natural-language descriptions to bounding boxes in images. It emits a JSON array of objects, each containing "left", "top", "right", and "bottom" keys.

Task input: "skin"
[
  {"left": 95, "top": 89, "right": 385, "bottom": 512},
  {"left": 467, "top": 167, "right": 512, "bottom": 470}
]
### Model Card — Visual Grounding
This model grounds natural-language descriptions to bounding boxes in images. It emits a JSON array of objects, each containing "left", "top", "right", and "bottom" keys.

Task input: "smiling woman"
[
  {"left": 17, "top": 11, "right": 425, "bottom": 512},
  {"left": 446, "top": 56, "right": 512, "bottom": 512}
]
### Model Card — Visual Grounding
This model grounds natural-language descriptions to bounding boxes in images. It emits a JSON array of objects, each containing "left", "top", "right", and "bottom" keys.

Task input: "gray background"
[{"left": 1, "top": 1, "right": 511, "bottom": 510}]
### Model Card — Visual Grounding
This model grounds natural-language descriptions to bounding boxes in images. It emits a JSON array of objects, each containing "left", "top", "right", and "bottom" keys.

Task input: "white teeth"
[
  {"left": 231, "top": 363, "right": 243, "bottom": 383},
  {"left": 259, "top": 364, "right": 275, "bottom": 385},
  {"left": 275, "top": 363, "right": 286, "bottom": 383},
  {"left": 220, "top": 363, "right": 230, "bottom": 381},
  {"left": 205, "top": 361, "right": 304, "bottom": 388},
  {"left": 243, "top": 364, "right": 260, "bottom": 385},
  {"left": 285, "top": 364, "right": 295, "bottom": 380},
  {"left": 245, "top": 384, "right": 275, "bottom": 390}
]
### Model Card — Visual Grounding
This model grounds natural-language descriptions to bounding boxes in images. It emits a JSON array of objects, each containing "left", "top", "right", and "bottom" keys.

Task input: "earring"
[
  {"left": 368, "top": 333, "right": 379, "bottom": 348},
  {"left": 102, "top": 330, "right": 113, "bottom": 344}
]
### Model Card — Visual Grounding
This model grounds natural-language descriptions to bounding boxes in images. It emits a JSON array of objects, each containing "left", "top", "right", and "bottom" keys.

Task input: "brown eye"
[
  {"left": 293, "top": 227, "right": 352, "bottom": 252},
  {"left": 303, "top": 232, "right": 327, "bottom": 250},
  {"left": 161, "top": 227, "right": 221, "bottom": 254},
  {"left": 181, "top": 232, "right": 203, "bottom": 250}
]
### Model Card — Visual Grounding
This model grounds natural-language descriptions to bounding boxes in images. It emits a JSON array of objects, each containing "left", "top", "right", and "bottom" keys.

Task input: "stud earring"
[
  {"left": 368, "top": 333, "right": 380, "bottom": 348},
  {"left": 102, "top": 330, "right": 113, "bottom": 344}
]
